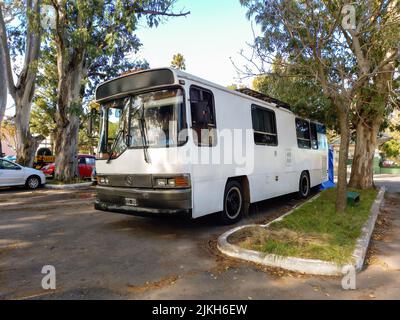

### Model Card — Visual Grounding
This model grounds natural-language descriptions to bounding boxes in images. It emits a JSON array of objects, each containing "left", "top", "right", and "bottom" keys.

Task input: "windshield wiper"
[
  {"left": 107, "top": 129, "right": 124, "bottom": 163},
  {"left": 139, "top": 104, "right": 151, "bottom": 164}
]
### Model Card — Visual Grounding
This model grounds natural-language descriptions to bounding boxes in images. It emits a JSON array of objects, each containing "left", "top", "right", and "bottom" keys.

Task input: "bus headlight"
[
  {"left": 98, "top": 176, "right": 109, "bottom": 185},
  {"left": 155, "top": 178, "right": 167, "bottom": 187},
  {"left": 154, "top": 175, "right": 190, "bottom": 188}
]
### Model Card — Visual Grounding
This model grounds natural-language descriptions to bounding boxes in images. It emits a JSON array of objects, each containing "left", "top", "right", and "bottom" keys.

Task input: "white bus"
[{"left": 94, "top": 68, "right": 328, "bottom": 224}]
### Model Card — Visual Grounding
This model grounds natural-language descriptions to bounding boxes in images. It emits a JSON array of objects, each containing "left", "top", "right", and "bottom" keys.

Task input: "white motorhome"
[{"left": 94, "top": 68, "right": 328, "bottom": 224}]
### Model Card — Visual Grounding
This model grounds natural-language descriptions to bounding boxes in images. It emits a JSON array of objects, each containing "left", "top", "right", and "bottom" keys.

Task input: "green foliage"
[
  {"left": 171, "top": 53, "right": 186, "bottom": 70},
  {"left": 252, "top": 68, "right": 336, "bottom": 128},
  {"left": 30, "top": 41, "right": 57, "bottom": 138},
  {"left": 32, "top": 0, "right": 185, "bottom": 153},
  {"left": 241, "top": 0, "right": 399, "bottom": 128},
  {"left": 381, "top": 140, "right": 400, "bottom": 159}
]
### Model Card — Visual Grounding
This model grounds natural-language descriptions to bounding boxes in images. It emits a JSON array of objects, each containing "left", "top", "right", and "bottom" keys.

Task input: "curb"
[
  {"left": 44, "top": 182, "right": 93, "bottom": 190},
  {"left": 217, "top": 187, "right": 386, "bottom": 276}
]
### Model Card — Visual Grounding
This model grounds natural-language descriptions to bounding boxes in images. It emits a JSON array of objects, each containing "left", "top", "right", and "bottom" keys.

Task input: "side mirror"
[
  {"left": 88, "top": 101, "right": 100, "bottom": 137},
  {"left": 88, "top": 108, "right": 98, "bottom": 137}
]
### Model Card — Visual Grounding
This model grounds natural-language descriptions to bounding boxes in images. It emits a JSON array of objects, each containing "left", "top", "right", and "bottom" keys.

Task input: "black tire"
[
  {"left": 26, "top": 175, "right": 41, "bottom": 190},
  {"left": 298, "top": 171, "right": 310, "bottom": 199},
  {"left": 219, "top": 180, "right": 244, "bottom": 225}
]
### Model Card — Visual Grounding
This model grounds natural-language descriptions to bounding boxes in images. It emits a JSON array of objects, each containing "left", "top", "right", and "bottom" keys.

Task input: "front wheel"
[
  {"left": 298, "top": 171, "right": 310, "bottom": 199},
  {"left": 26, "top": 176, "right": 41, "bottom": 190},
  {"left": 219, "top": 180, "right": 244, "bottom": 225}
]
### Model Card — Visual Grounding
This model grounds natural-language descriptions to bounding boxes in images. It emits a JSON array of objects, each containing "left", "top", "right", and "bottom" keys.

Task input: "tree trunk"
[
  {"left": 54, "top": 53, "right": 84, "bottom": 182},
  {"left": 349, "top": 120, "right": 380, "bottom": 189},
  {"left": 349, "top": 47, "right": 396, "bottom": 189},
  {"left": 0, "top": 0, "right": 43, "bottom": 165},
  {"left": 14, "top": 95, "right": 44, "bottom": 166},
  {"left": 0, "top": 22, "right": 7, "bottom": 157},
  {"left": 336, "top": 110, "right": 350, "bottom": 213},
  {"left": 54, "top": 114, "right": 80, "bottom": 181}
]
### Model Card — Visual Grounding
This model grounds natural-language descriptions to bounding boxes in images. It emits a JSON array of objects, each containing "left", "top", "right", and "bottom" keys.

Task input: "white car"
[{"left": 0, "top": 158, "right": 46, "bottom": 189}]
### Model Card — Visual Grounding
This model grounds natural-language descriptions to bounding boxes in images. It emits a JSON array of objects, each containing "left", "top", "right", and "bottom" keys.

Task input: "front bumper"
[
  {"left": 39, "top": 174, "right": 47, "bottom": 185},
  {"left": 95, "top": 185, "right": 192, "bottom": 217}
]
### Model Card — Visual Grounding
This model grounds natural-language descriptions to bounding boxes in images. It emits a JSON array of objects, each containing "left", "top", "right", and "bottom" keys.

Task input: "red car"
[{"left": 41, "top": 155, "right": 96, "bottom": 179}]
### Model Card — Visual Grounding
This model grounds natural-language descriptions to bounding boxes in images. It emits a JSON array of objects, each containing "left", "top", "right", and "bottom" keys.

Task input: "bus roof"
[{"left": 95, "top": 68, "right": 303, "bottom": 117}]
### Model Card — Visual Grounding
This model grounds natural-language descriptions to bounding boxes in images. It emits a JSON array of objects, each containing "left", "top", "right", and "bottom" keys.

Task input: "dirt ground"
[{"left": 0, "top": 176, "right": 399, "bottom": 300}]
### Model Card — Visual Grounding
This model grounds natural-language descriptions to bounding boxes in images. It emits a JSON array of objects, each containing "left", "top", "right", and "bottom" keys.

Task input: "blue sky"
[
  {"left": 5, "top": 0, "right": 258, "bottom": 116},
  {"left": 135, "top": 0, "right": 258, "bottom": 86}
]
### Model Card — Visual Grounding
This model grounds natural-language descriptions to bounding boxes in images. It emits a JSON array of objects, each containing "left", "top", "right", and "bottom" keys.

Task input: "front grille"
[{"left": 105, "top": 174, "right": 153, "bottom": 188}]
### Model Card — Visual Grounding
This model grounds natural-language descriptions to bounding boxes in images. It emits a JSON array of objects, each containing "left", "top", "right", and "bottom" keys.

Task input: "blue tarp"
[{"left": 320, "top": 145, "right": 336, "bottom": 190}]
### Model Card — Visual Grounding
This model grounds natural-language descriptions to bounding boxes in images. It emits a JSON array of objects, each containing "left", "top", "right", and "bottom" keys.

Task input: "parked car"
[
  {"left": 382, "top": 160, "right": 399, "bottom": 168},
  {"left": 3, "top": 155, "right": 16, "bottom": 162},
  {"left": 41, "top": 154, "right": 96, "bottom": 179},
  {"left": 0, "top": 158, "right": 46, "bottom": 189},
  {"left": 33, "top": 148, "right": 55, "bottom": 170}
]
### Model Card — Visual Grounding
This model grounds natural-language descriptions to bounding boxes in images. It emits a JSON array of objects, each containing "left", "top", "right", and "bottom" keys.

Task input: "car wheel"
[
  {"left": 298, "top": 171, "right": 310, "bottom": 199},
  {"left": 26, "top": 175, "right": 41, "bottom": 190},
  {"left": 219, "top": 180, "right": 244, "bottom": 225}
]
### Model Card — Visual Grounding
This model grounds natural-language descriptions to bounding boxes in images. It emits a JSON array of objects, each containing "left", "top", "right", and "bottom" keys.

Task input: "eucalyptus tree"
[
  {"left": 342, "top": 1, "right": 399, "bottom": 189},
  {"left": 0, "top": 0, "right": 44, "bottom": 166},
  {"left": 31, "top": 38, "right": 149, "bottom": 153},
  {"left": 0, "top": 38, "right": 6, "bottom": 156},
  {"left": 45, "top": 0, "right": 189, "bottom": 181},
  {"left": 240, "top": 0, "right": 399, "bottom": 211}
]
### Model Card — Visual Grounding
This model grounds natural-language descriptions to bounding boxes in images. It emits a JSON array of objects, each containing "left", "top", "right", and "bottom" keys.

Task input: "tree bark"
[
  {"left": 14, "top": 98, "right": 44, "bottom": 166},
  {"left": 53, "top": 50, "right": 84, "bottom": 181},
  {"left": 0, "top": 1, "right": 44, "bottom": 165},
  {"left": 0, "top": 40, "right": 6, "bottom": 156},
  {"left": 349, "top": 48, "right": 396, "bottom": 189},
  {"left": 349, "top": 120, "right": 380, "bottom": 189},
  {"left": 336, "top": 110, "right": 350, "bottom": 213}
]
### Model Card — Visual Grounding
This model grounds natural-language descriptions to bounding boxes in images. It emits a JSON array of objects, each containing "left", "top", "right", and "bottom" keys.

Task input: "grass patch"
[{"left": 237, "top": 188, "right": 378, "bottom": 264}]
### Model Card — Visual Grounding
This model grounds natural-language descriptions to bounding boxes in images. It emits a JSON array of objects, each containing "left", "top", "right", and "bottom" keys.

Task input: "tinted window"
[
  {"left": 251, "top": 105, "right": 277, "bottom": 146},
  {"left": 0, "top": 160, "right": 20, "bottom": 170},
  {"left": 310, "top": 122, "right": 318, "bottom": 150},
  {"left": 78, "top": 157, "right": 86, "bottom": 164},
  {"left": 190, "top": 86, "right": 217, "bottom": 147},
  {"left": 296, "top": 118, "right": 311, "bottom": 149}
]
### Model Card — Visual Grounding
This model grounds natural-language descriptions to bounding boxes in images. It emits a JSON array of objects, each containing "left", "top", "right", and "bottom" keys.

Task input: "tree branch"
[
  {"left": 136, "top": 9, "right": 190, "bottom": 17},
  {"left": 0, "top": 2, "right": 16, "bottom": 99}
]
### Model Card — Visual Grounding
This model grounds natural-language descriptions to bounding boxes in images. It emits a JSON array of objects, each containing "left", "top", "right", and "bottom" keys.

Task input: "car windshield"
[{"left": 97, "top": 88, "right": 187, "bottom": 160}]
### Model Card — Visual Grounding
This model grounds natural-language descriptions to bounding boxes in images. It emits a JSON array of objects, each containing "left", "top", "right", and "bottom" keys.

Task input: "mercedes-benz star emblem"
[{"left": 126, "top": 176, "right": 134, "bottom": 186}]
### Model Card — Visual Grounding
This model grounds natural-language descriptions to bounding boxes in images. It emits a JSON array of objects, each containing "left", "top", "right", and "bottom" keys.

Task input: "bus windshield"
[{"left": 97, "top": 88, "right": 187, "bottom": 160}]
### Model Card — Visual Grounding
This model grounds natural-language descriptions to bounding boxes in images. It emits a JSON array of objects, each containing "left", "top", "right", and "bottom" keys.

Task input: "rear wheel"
[
  {"left": 26, "top": 176, "right": 41, "bottom": 190},
  {"left": 298, "top": 171, "right": 310, "bottom": 199},
  {"left": 219, "top": 180, "right": 244, "bottom": 225}
]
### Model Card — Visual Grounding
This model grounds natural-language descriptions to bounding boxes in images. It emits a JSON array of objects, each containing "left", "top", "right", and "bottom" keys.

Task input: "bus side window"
[
  {"left": 316, "top": 124, "right": 328, "bottom": 150},
  {"left": 251, "top": 105, "right": 278, "bottom": 146},
  {"left": 296, "top": 118, "right": 311, "bottom": 149},
  {"left": 310, "top": 122, "right": 319, "bottom": 150},
  {"left": 190, "top": 86, "right": 217, "bottom": 147}
]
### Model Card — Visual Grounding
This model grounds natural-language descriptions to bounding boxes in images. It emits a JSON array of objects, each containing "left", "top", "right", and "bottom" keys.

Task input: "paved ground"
[{"left": 0, "top": 175, "right": 399, "bottom": 300}]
